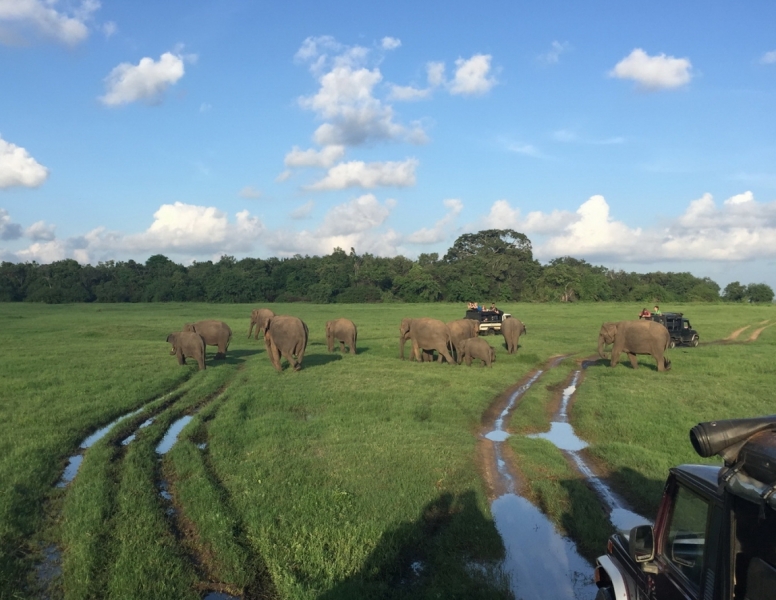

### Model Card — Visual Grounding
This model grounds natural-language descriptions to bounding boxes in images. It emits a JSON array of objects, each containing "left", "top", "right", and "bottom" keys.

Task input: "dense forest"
[{"left": 1, "top": 230, "right": 773, "bottom": 304}]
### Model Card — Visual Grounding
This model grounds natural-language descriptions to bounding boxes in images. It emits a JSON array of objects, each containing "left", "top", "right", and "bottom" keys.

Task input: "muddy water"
[
  {"left": 532, "top": 369, "right": 651, "bottom": 535},
  {"left": 57, "top": 407, "right": 147, "bottom": 487},
  {"left": 481, "top": 364, "right": 597, "bottom": 600}
]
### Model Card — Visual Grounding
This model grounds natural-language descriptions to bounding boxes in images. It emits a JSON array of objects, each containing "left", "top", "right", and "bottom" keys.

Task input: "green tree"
[
  {"left": 722, "top": 281, "right": 747, "bottom": 302},
  {"left": 746, "top": 283, "right": 774, "bottom": 303}
]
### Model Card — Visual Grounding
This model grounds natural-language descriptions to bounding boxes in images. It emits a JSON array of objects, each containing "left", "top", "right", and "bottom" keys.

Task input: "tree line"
[{"left": 1, "top": 230, "right": 773, "bottom": 304}]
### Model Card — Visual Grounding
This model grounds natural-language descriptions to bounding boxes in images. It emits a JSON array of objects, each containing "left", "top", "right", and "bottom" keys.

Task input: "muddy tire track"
[
  {"left": 160, "top": 392, "right": 279, "bottom": 600},
  {"left": 747, "top": 322, "right": 773, "bottom": 341}
]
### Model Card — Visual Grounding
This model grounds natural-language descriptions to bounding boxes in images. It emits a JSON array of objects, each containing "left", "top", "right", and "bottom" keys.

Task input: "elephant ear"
[{"left": 166, "top": 333, "right": 174, "bottom": 343}]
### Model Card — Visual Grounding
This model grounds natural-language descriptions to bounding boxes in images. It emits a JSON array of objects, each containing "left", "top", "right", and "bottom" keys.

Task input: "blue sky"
[{"left": 2, "top": 0, "right": 775, "bottom": 289}]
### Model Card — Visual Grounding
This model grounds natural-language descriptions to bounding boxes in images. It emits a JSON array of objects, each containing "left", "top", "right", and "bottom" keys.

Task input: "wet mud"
[{"left": 478, "top": 357, "right": 597, "bottom": 600}]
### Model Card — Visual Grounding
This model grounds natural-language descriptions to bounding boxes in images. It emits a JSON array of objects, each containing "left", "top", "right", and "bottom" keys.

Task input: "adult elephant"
[
  {"left": 326, "top": 318, "right": 357, "bottom": 355},
  {"left": 501, "top": 316, "right": 526, "bottom": 354},
  {"left": 458, "top": 338, "right": 496, "bottom": 368},
  {"left": 166, "top": 331, "right": 206, "bottom": 371},
  {"left": 399, "top": 317, "right": 454, "bottom": 364},
  {"left": 447, "top": 318, "right": 479, "bottom": 361},
  {"left": 259, "top": 315, "right": 308, "bottom": 372},
  {"left": 183, "top": 320, "right": 232, "bottom": 359},
  {"left": 248, "top": 308, "right": 275, "bottom": 339},
  {"left": 598, "top": 320, "right": 671, "bottom": 372}
]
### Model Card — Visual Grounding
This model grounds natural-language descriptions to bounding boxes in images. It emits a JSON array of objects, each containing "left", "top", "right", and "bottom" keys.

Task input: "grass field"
[{"left": 0, "top": 302, "right": 773, "bottom": 599}]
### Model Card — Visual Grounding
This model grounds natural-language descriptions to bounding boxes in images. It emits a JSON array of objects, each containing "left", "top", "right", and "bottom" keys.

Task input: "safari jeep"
[
  {"left": 594, "top": 415, "right": 776, "bottom": 600},
  {"left": 464, "top": 309, "right": 511, "bottom": 335},
  {"left": 651, "top": 312, "right": 700, "bottom": 348}
]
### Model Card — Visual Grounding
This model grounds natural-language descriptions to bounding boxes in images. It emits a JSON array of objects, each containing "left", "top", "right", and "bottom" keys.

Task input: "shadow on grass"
[
  {"left": 300, "top": 353, "right": 343, "bottom": 369},
  {"left": 218, "top": 348, "right": 262, "bottom": 366},
  {"left": 556, "top": 466, "right": 664, "bottom": 562},
  {"left": 316, "top": 491, "right": 512, "bottom": 600}
]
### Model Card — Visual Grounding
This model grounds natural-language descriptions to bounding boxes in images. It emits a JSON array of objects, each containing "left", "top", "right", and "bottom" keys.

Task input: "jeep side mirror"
[{"left": 629, "top": 525, "right": 655, "bottom": 563}]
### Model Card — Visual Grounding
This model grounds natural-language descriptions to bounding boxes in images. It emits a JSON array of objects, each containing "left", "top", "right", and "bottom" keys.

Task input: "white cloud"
[
  {"left": 275, "top": 170, "right": 292, "bottom": 183},
  {"left": 0, "top": 135, "right": 49, "bottom": 189},
  {"left": 306, "top": 159, "right": 418, "bottom": 191},
  {"left": 427, "top": 61, "right": 446, "bottom": 87},
  {"left": 479, "top": 192, "right": 776, "bottom": 263},
  {"left": 449, "top": 54, "right": 497, "bottom": 95},
  {"left": 0, "top": 208, "right": 23, "bottom": 240},
  {"left": 381, "top": 36, "right": 401, "bottom": 50},
  {"left": 388, "top": 84, "right": 432, "bottom": 101},
  {"left": 505, "top": 141, "right": 543, "bottom": 158},
  {"left": 25, "top": 220, "right": 55, "bottom": 241},
  {"left": 238, "top": 186, "right": 262, "bottom": 199},
  {"left": 290, "top": 200, "right": 314, "bottom": 220},
  {"left": 295, "top": 37, "right": 427, "bottom": 147},
  {"left": 481, "top": 200, "right": 579, "bottom": 235},
  {"left": 609, "top": 48, "right": 692, "bottom": 90},
  {"left": 16, "top": 240, "right": 67, "bottom": 263},
  {"left": 405, "top": 199, "right": 463, "bottom": 244},
  {"left": 100, "top": 52, "right": 188, "bottom": 106},
  {"left": 284, "top": 145, "right": 345, "bottom": 168},
  {"left": 538, "top": 41, "right": 570, "bottom": 65},
  {"left": 760, "top": 50, "right": 776, "bottom": 65},
  {"left": 265, "top": 194, "right": 400, "bottom": 257},
  {"left": 0, "top": 0, "right": 99, "bottom": 46}
]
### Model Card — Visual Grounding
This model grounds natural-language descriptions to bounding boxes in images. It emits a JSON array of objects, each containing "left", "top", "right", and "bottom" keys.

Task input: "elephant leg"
[
  {"left": 411, "top": 341, "right": 421, "bottom": 362},
  {"left": 339, "top": 340, "right": 346, "bottom": 352},
  {"left": 628, "top": 353, "right": 639, "bottom": 369},
  {"left": 266, "top": 338, "right": 282, "bottom": 372},
  {"left": 349, "top": 338, "right": 356, "bottom": 355},
  {"left": 438, "top": 346, "right": 455, "bottom": 365},
  {"left": 279, "top": 347, "right": 299, "bottom": 371},
  {"left": 465, "top": 354, "right": 472, "bottom": 366},
  {"left": 176, "top": 350, "right": 185, "bottom": 366},
  {"left": 197, "top": 354, "right": 205, "bottom": 371},
  {"left": 248, "top": 323, "right": 254, "bottom": 339},
  {"left": 327, "top": 336, "right": 333, "bottom": 352}
]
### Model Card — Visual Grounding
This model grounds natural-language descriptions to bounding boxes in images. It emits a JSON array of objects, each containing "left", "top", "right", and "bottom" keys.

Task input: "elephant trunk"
[
  {"left": 597, "top": 335, "right": 608, "bottom": 360},
  {"left": 399, "top": 335, "right": 407, "bottom": 360}
]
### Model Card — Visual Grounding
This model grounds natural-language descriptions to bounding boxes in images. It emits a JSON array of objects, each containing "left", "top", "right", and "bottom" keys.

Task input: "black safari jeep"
[
  {"left": 464, "top": 309, "right": 511, "bottom": 335},
  {"left": 651, "top": 312, "right": 699, "bottom": 348},
  {"left": 594, "top": 415, "right": 776, "bottom": 600}
]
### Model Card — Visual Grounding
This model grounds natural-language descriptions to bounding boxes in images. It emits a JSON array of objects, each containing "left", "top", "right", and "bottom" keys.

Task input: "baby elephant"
[
  {"left": 166, "top": 331, "right": 206, "bottom": 371},
  {"left": 326, "top": 318, "right": 357, "bottom": 355},
  {"left": 458, "top": 338, "right": 496, "bottom": 368},
  {"left": 183, "top": 320, "right": 232, "bottom": 359}
]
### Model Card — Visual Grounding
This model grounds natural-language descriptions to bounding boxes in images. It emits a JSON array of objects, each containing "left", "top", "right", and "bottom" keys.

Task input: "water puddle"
[
  {"left": 57, "top": 404, "right": 163, "bottom": 487},
  {"left": 481, "top": 362, "right": 596, "bottom": 600},
  {"left": 156, "top": 416, "right": 193, "bottom": 455},
  {"left": 203, "top": 593, "right": 239, "bottom": 600},
  {"left": 491, "top": 494, "right": 595, "bottom": 600},
  {"left": 533, "top": 369, "right": 651, "bottom": 535}
]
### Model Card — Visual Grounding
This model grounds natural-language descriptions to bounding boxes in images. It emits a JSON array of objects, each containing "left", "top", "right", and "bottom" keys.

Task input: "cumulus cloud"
[
  {"left": 479, "top": 192, "right": 776, "bottom": 263},
  {"left": 284, "top": 145, "right": 345, "bottom": 168},
  {"left": 388, "top": 84, "right": 432, "bottom": 101},
  {"left": 306, "top": 159, "right": 418, "bottom": 191},
  {"left": 609, "top": 48, "right": 693, "bottom": 90},
  {"left": 538, "top": 41, "right": 570, "bottom": 65},
  {"left": 0, "top": 135, "right": 49, "bottom": 189},
  {"left": 381, "top": 36, "right": 401, "bottom": 50},
  {"left": 264, "top": 194, "right": 400, "bottom": 257},
  {"left": 0, "top": 208, "right": 23, "bottom": 240},
  {"left": 25, "top": 220, "right": 55, "bottom": 241},
  {"left": 760, "top": 50, "right": 776, "bottom": 65},
  {"left": 0, "top": 0, "right": 99, "bottom": 46},
  {"left": 405, "top": 199, "right": 463, "bottom": 244},
  {"left": 100, "top": 51, "right": 190, "bottom": 106},
  {"left": 450, "top": 54, "right": 497, "bottom": 95}
]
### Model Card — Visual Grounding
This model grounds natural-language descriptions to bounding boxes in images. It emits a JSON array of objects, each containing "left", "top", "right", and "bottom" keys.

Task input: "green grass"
[{"left": 0, "top": 302, "right": 774, "bottom": 598}]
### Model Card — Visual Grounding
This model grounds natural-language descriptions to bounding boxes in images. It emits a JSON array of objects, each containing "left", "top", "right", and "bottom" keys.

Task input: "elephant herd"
[
  {"left": 167, "top": 310, "right": 673, "bottom": 374},
  {"left": 166, "top": 310, "right": 528, "bottom": 372},
  {"left": 399, "top": 315, "right": 527, "bottom": 368},
  {"left": 166, "top": 309, "right": 357, "bottom": 372}
]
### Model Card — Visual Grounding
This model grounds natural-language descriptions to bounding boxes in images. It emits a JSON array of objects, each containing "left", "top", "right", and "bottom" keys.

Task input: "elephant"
[
  {"left": 447, "top": 318, "right": 479, "bottom": 361},
  {"left": 248, "top": 308, "right": 275, "bottom": 339},
  {"left": 598, "top": 320, "right": 672, "bottom": 372},
  {"left": 399, "top": 317, "right": 455, "bottom": 364},
  {"left": 166, "top": 331, "right": 206, "bottom": 371},
  {"left": 183, "top": 320, "right": 232, "bottom": 359},
  {"left": 258, "top": 315, "right": 308, "bottom": 372},
  {"left": 458, "top": 338, "right": 496, "bottom": 367},
  {"left": 501, "top": 316, "right": 526, "bottom": 354},
  {"left": 326, "top": 318, "right": 357, "bottom": 355}
]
